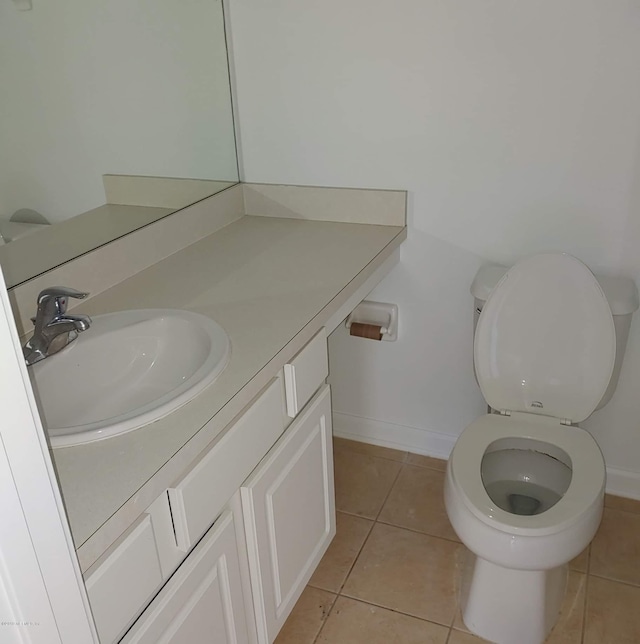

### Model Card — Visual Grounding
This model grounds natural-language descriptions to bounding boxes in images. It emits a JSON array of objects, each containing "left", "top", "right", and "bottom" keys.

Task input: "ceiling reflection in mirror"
[{"left": 0, "top": 0, "right": 238, "bottom": 288}]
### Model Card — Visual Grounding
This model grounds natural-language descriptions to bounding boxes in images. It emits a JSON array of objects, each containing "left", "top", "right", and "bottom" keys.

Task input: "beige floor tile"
[
  {"left": 605, "top": 493, "right": 640, "bottom": 515},
  {"left": 405, "top": 453, "right": 447, "bottom": 472},
  {"left": 584, "top": 576, "right": 640, "bottom": 644},
  {"left": 590, "top": 507, "right": 640, "bottom": 586},
  {"left": 342, "top": 523, "right": 462, "bottom": 626},
  {"left": 316, "top": 596, "right": 449, "bottom": 644},
  {"left": 274, "top": 587, "right": 336, "bottom": 644},
  {"left": 378, "top": 464, "right": 459, "bottom": 541},
  {"left": 568, "top": 546, "right": 589, "bottom": 573},
  {"left": 334, "top": 450, "right": 402, "bottom": 519},
  {"left": 448, "top": 630, "right": 490, "bottom": 644},
  {"left": 308, "top": 512, "right": 373, "bottom": 593},
  {"left": 334, "top": 436, "right": 408, "bottom": 462},
  {"left": 546, "top": 571, "right": 586, "bottom": 644}
]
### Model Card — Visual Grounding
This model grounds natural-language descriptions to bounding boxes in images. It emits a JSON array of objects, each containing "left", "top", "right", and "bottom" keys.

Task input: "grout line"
[
  {"left": 399, "top": 454, "right": 448, "bottom": 472},
  {"left": 373, "top": 461, "right": 405, "bottom": 522},
  {"left": 586, "top": 572, "right": 640, "bottom": 590},
  {"left": 334, "top": 439, "right": 449, "bottom": 472},
  {"left": 581, "top": 545, "right": 595, "bottom": 644},
  {"left": 333, "top": 445, "right": 408, "bottom": 465},
  {"left": 333, "top": 436, "right": 447, "bottom": 472},
  {"left": 334, "top": 520, "right": 376, "bottom": 596},
  {"left": 310, "top": 442, "right": 390, "bottom": 643},
  {"left": 310, "top": 591, "right": 339, "bottom": 644},
  {"left": 374, "top": 517, "right": 462, "bottom": 545},
  {"left": 580, "top": 571, "right": 589, "bottom": 644},
  {"left": 334, "top": 508, "right": 379, "bottom": 521},
  {"left": 335, "top": 591, "right": 455, "bottom": 631},
  {"left": 307, "top": 514, "right": 375, "bottom": 597},
  {"left": 403, "top": 461, "right": 449, "bottom": 474}
]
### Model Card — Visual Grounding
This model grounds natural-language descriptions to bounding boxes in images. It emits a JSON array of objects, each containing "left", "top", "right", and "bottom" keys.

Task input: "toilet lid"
[{"left": 475, "top": 253, "right": 616, "bottom": 423}]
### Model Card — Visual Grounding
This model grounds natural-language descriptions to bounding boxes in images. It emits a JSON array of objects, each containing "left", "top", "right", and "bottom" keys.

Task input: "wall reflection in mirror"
[{"left": 0, "top": 0, "right": 238, "bottom": 288}]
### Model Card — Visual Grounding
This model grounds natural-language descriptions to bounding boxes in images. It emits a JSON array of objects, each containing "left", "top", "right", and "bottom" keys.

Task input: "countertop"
[{"left": 51, "top": 214, "right": 405, "bottom": 569}]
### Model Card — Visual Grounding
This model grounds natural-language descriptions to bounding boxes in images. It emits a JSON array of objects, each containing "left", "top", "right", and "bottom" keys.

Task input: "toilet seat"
[{"left": 449, "top": 413, "right": 605, "bottom": 537}]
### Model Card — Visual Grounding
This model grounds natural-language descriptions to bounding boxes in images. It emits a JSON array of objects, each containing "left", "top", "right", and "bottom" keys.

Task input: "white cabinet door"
[
  {"left": 121, "top": 508, "right": 250, "bottom": 644},
  {"left": 241, "top": 385, "right": 335, "bottom": 643}
]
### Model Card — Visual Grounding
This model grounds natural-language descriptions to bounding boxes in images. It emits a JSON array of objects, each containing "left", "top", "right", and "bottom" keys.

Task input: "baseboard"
[
  {"left": 332, "top": 411, "right": 640, "bottom": 501},
  {"left": 605, "top": 467, "right": 640, "bottom": 500},
  {"left": 332, "top": 411, "right": 456, "bottom": 461}
]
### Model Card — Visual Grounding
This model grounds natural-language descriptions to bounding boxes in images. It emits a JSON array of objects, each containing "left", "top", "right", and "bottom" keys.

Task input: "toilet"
[{"left": 444, "top": 253, "right": 639, "bottom": 644}]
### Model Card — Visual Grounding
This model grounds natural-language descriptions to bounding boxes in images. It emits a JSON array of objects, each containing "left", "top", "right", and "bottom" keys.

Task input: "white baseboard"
[
  {"left": 332, "top": 411, "right": 457, "bottom": 461},
  {"left": 332, "top": 411, "right": 640, "bottom": 501},
  {"left": 605, "top": 467, "right": 640, "bottom": 500}
]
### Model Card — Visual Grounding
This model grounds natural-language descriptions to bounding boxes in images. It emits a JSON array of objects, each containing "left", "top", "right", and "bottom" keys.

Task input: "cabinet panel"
[
  {"left": 241, "top": 385, "right": 335, "bottom": 642},
  {"left": 168, "top": 378, "right": 285, "bottom": 552},
  {"left": 121, "top": 509, "right": 250, "bottom": 644},
  {"left": 283, "top": 328, "right": 328, "bottom": 417},
  {"left": 84, "top": 514, "right": 162, "bottom": 644}
]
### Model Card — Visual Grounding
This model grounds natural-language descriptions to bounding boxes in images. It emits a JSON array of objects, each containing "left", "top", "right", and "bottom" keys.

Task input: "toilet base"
[{"left": 460, "top": 553, "right": 567, "bottom": 644}]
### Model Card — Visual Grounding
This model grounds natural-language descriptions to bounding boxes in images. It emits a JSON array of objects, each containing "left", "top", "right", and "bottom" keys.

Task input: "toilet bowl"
[{"left": 444, "top": 253, "right": 636, "bottom": 644}]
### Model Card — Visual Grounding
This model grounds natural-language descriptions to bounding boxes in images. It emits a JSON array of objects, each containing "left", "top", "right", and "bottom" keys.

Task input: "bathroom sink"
[{"left": 29, "top": 309, "right": 231, "bottom": 447}]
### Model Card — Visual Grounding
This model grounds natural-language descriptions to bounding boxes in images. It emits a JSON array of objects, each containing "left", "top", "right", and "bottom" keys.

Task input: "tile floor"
[{"left": 275, "top": 437, "right": 640, "bottom": 644}]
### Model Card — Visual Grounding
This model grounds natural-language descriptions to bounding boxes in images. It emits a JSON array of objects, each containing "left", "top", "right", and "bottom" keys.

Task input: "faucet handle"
[
  {"left": 36, "top": 286, "right": 89, "bottom": 316},
  {"left": 37, "top": 286, "right": 89, "bottom": 304}
]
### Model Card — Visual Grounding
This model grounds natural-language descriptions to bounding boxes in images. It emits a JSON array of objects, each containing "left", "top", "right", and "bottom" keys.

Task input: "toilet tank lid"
[{"left": 471, "top": 264, "right": 639, "bottom": 315}]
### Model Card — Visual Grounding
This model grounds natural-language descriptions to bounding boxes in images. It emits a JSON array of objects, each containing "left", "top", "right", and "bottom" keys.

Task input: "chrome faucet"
[{"left": 23, "top": 287, "right": 92, "bottom": 366}]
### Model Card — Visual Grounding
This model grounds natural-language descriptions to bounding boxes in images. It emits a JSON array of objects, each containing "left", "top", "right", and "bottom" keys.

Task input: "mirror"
[{"left": 0, "top": 0, "right": 239, "bottom": 288}]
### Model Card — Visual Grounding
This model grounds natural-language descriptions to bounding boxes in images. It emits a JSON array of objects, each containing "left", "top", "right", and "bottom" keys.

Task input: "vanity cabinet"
[{"left": 84, "top": 329, "right": 334, "bottom": 643}]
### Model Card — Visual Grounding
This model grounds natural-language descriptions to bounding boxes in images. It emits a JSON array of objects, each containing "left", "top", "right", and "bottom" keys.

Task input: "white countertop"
[{"left": 51, "top": 214, "right": 405, "bottom": 569}]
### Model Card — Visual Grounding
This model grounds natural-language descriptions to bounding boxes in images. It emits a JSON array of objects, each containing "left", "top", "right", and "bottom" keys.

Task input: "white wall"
[
  {"left": 0, "top": 0, "right": 237, "bottom": 223},
  {"left": 228, "top": 1, "right": 640, "bottom": 497}
]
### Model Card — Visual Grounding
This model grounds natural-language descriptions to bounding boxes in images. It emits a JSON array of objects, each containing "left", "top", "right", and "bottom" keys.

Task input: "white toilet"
[{"left": 444, "top": 253, "right": 639, "bottom": 644}]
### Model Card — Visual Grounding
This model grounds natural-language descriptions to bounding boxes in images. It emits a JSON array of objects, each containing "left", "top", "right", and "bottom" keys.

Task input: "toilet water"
[{"left": 484, "top": 479, "right": 563, "bottom": 516}]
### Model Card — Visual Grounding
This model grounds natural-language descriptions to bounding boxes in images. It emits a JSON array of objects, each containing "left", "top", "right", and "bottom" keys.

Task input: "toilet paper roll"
[{"left": 349, "top": 322, "right": 383, "bottom": 341}]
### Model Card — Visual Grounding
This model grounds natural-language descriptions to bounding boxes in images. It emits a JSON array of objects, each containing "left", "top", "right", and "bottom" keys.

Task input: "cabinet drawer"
[
  {"left": 283, "top": 328, "right": 328, "bottom": 417},
  {"left": 84, "top": 513, "right": 163, "bottom": 644},
  {"left": 168, "top": 377, "right": 285, "bottom": 552},
  {"left": 121, "top": 509, "right": 250, "bottom": 644}
]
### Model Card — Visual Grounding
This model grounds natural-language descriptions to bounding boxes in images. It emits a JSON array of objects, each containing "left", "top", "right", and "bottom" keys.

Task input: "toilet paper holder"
[{"left": 345, "top": 300, "right": 398, "bottom": 342}]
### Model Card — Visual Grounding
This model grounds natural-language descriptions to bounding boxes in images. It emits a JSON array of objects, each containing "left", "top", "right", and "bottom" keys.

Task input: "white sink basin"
[{"left": 30, "top": 309, "right": 231, "bottom": 447}]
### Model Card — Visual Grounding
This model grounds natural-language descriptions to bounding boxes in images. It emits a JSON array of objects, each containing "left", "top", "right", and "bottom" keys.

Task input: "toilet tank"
[{"left": 471, "top": 264, "right": 639, "bottom": 411}]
